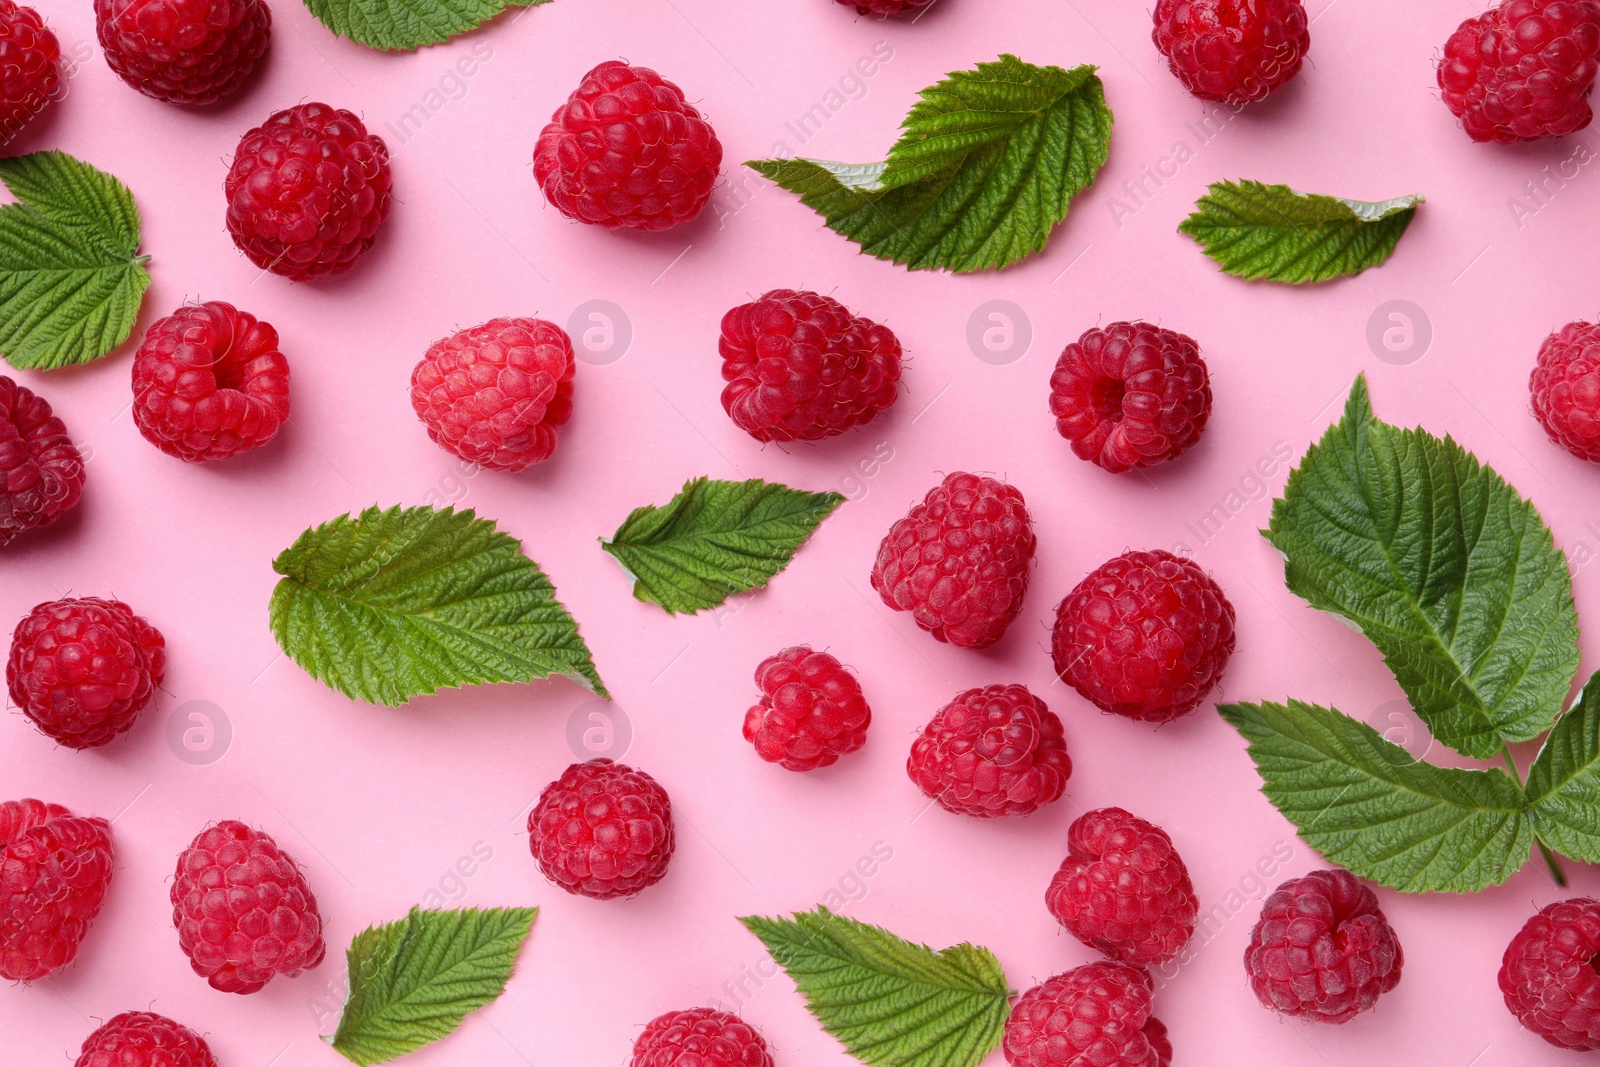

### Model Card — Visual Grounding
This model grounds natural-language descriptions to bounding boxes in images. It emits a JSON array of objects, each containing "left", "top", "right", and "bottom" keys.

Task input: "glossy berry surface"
[
  {"left": 1439, "top": 0, "right": 1600, "bottom": 143},
  {"left": 1531, "top": 320, "right": 1600, "bottom": 462},
  {"left": 1152, "top": 0, "right": 1309, "bottom": 105},
  {"left": 907, "top": 684, "right": 1071, "bottom": 818},
  {"left": 0, "top": 0, "right": 59, "bottom": 146},
  {"left": 743, "top": 646, "right": 871, "bottom": 771},
  {"left": 1499, "top": 897, "right": 1600, "bottom": 1050},
  {"left": 528, "top": 759, "right": 675, "bottom": 900},
  {"left": 1, "top": 375, "right": 84, "bottom": 546},
  {"left": 630, "top": 1007, "right": 774, "bottom": 1067},
  {"left": 1003, "top": 961, "right": 1172, "bottom": 1067},
  {"left": 74, "top": 1011, "right": 218, "bottom": 1067},
  {"left": 95, "top": 0, "right": 270, "bottom": 105},
  {"left": 0, "top": 799, "right": 114, "bottom": 982}
]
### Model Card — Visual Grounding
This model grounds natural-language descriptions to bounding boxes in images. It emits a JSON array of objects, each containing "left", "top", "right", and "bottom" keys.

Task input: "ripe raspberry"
[
  {"left": 534, "top": 61, "right": 722, "bottom": 231},
  {"left": 1152, "top": 0, "right": 1309, "bottom": 106},
  {"left": 224, "top": 103, "right": 392, "bottom": 281},
  {"left": 410, "top": 318, "right": 575, "bottom": 471},
  {"left": 0, "top": 799, "right": 114, "bottom": 981},
  {"left": 719, "top": 289, "right": 902, "bottom": 443},
  {"left": 95, "top": 0, "right": 270, "bottom": 106},
  {"left": 871, "top": 472, "right": 1036, "bottom": 650},
  {"left": 1439, "top": 0, "right": 1600, "bottom": 144},
  {"left": 907, "top": 684, "right": 1070, "bottom": 818},
  {"left": 1045, "top": 807, "right": 1197, "bottom": 967},
  {"left": 528, "top": 759, "right": 675, "bottom": 900},
  {"left": 836, "top": 0, "right": 936, "bottom": 18},
  {"left": 171, "top": 821, "right": 325, "bottom": 994},
  {"left": 1501, "top": 899, "right": 1600, "bottom": 1050},
  {"left": 1049, "top": 321, "right": 1212, "bottom": 474},
  {"left": 0, "top": 0, "right": 58, "bottom": 147},
  {"left": 75, "top": 1011, "right": 218, "bottom": 1067},
  {"left": 1, "top": 375, "right": 84, "bottom": 546},
  {"left": 132, "top": 301, "right": 290, "bottom": 463},
  {"left": 1531, "top": 320, "right": 1600, "bottom": 462},
  {"left": 8, "top": 597, "right": 167, "bottom": 749},
  {"left": 631, "top": 1007, "right": 774, "bottom": 1067},
  {"left": 1244, "top": 868, "right": 1402, "bottom": 1023},
  {"left": 1052, "top": 550, "right": 1236, "bottom": 724},
  {"left": 1003, "top": 961, "right": 1171, "bottom": 1067},
  {"left": 743, "top": 646, "right": 871, "bottom": 771}
]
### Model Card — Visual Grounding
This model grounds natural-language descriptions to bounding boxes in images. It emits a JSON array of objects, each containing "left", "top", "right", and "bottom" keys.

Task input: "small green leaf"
[
  {"left": 1219, "top": 700, "right": 1533, "bottom": 893},
  {"left": 271, "top": 505, "right": 607, "bottom": 705},
  {"left": 601, "top": 477, "right": 844, "bottom": 614},
  {"left": 740, "top": 906, "right": 1011, "bottom": 1067},
  {"left": 302, "top": 0, "right": 549, "bottom": 50},
  {"left": 0, "top": 151, "right": 151, "bottom": 370},
  {"left": 748, "top": 55, "right": 1112, "bottom": 273},
  {"left": 330, "top": 907, "right": 537, "bottom": 1066},
  {"left": 1527, "top": 674, "right": 1600, "bottom": 864},
  {"left": 1265, "top": 376, "right": 1579, "bottom": 759},
  {"left": 1178, "top": 180, "right": 1421, "bottom": 284}
]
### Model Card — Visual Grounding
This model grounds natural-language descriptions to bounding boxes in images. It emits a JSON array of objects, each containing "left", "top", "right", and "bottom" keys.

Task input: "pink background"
[{"left": 6, "top": 0, "right": 1600, "bottom": 1064}]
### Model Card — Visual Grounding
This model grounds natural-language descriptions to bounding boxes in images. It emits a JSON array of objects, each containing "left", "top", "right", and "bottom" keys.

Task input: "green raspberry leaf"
[
  {"left": 747, "top": 55, "right": 1112, "bottom": 273},
  {"left": 330, "top": 907, "right": 537, "bottom": 1066},
  {"left": 270, "top": 505, "right": 608, "bottom": 705},
  {"left": 1178, "top": 180, "right": 1421, "bottom": 284},
  {"left": 1218, "top": 701, "right": 1534, "bottom": 893},
  {"left": 1527, "top": 674, "right": 1600, "bottom": 864},
  {"left": 302, "top": 0, "right": 549, "bottom": 50},
  {"left": 739, "top": 906, "right": 1011, "bottom": 1067},
  {"left": 0, "top": 151, "right": 151, "bottom": 370},
  {"left": 1265, "top": 376, "right": 1579, "bottom": 759},
  {"left": 601, "top": 477, "right": 844, "bottom": 615}
]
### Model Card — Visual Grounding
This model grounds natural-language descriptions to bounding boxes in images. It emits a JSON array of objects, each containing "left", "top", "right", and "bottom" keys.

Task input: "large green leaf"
[
  {"left": 1264, "top": 376, "right": 1579, "bottom": 759},
  {"left": 303, "top": 0, "right": 550, "bottom": 51},
  {"left": 330, "top": 907, "right": 537, "bottom": 1066},
  {"left": 740, "top": 907, "right": 1011, "bottom": 1067},
  {"left": 0, "top": 151, "right": 150, "bottom": 370},
  {"left": 1178, "top": 180, "right": 1420, "bottom": 284},
  {"left": 1219, "top": 700, "right": 1534, "bottom": 893},
  {"left": 271, "top": 505, "right": 607, "bottom": 704},
  {"left": 748, "top": 55, "right": 1112, "bottom": 273},
  {"left": 1527, "top": 673, "right": 1600, "bottom": 864}
]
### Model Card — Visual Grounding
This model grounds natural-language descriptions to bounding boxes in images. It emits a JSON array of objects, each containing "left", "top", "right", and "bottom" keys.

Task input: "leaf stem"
[{"left": 1499, "top": 747, "right": 1569, "bottom": 887}]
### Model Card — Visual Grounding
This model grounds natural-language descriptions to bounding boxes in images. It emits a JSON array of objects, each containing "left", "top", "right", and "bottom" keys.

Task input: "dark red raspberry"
[
  {"left": 8, "top": 597, "right": 167, "bottom": 749},
  {"left": 719, "top": 289, "right": 902, "bottom": 443},
  {"left": 743, "top": 646, "right": 871, "bottom": 771},
  {"left": 0, "top": 0, "right": 58, "bottom": 146},
  {"left": 224, "top": 102, "right": 392, "bottom": 281},
  {"left": 410, "top": 318, "right": 575, "bottom": 471},
  {"left": 0, "top": 799, "right": 114, "bottom": 981},
  {"left": 837, "top": 0, "right": 936, "bottom": 19},
  {"left": 1244, "top": 868, "right": 1402, "bottom": 1023},
  {"left": 95, "top": 0, "right": 270, "bottom": 106},
  {"left": 871, "top": 472, "right": 1036, "bottom": 650},
  {"left": 132, "top": 301, "right": 290, "bottom": 463},
  {"left": 1439, "top": 0, "right": 1600, "bottom": 144},
  {"left": 1152, "top": 0, "right": 1309, "bottom": 105},
  {"left": 1531, "top": 320, "right": 1600, "bottom": 462},
  {"left": 534, "top": 60, "right": 722, "bottom": 231},
  {"left": 631, "top": 1007, "right": 774, "bottom": 1067},
  {"left": 1, "top": 375, "right": 84, "bottom": 546},
  {"left": 1500, "top": 898, "right": 1600, "bottom": 1050},
  {"left": 1052, "top": 549, "right": 1236, "bottom": 724},
  {"left": 1004, "top": 961, "right": 1171, "bottom": 1067},
  {"left": 1045, "top": 807, "right": 1197, "bottom": 967},
  {"left": 171, "top": 821, "right": 325, "bottom": 994},
  {"left": 1049, "top": 321, "right": 1212, "bottom": 474},
  {"left": 75, "top": 1011, "right": 218, "bottom": 1067},
  {"left": 907, "top": 684, "right": 1070, "bottom": 818},
  {"left": 528, "top": 759, "right": 674, "bottom": 900}
]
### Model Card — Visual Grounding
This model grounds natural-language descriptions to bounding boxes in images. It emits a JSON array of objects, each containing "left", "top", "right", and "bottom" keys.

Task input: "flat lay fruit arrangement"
[{"left": 5, "top": 0, "right": 1600, "bottom": 1065}]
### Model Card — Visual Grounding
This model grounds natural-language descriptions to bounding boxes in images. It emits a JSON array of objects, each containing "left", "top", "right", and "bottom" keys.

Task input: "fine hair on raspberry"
[
  {"left": 743, "top": 645, "right": 871, "bottom": 771},
  {"left": 0, "top": 798, "right": 115, "bottom": 982},
  {"left": 1049, "top": 321, "right": 1212, "bottom": 474},
  {"left": 528, "top": 758, "right": 675, "bottom": 900},
  {"left": 630, "top": 1007, "right": 774, "bottom": 1067},
  {"left": 1151, "top": 0, "right": 1310, "bottom": 106},
  {"left": 1244, "top": 867, "right": 1403, "bottom": 1022},
  {"left": 74, "top": 1011, "right": 218, "bottom": 1067},
  {"left": 719, "top": 289, "right": 903, "bottom": 443},
  {"left": 535, "top": 60, "right": 723, "bottom": 231},
  {"left": 1439, "top": 0, "right": 1600, "bottom": 143},
  {"left": 1052, "top": 549, "right": 1236, "bottom": 723},
  {"left": 1499, "top": 897, "right": 1600, "bottom": 1050},
  {"left": 410, "top": 317, "right": 576, "bottom": 472},
  {"left": 8, "top": 596, "right": 167, "bottom": 749},
  {"left": 1045, "top": 806, "right": 1197, "bottom": 967},
  {"left": 1531, "top": 320, "right": 1600, "bottom": 462},
  {"left": 871, "top": 472, "right": 1036, "bottom": 649},
  {"left": 0, "top": 0, "right": 60, "bottom": 146},
  {"left": 1, "top": 374, "right": 85, "bottom": 546},
  {"left": 907, "top": 683, "right": 1071, "bottom": 818},
  {"left": 95, "top": 0, "right": 271, "bottom": 106},
  {"left": 132, "top": 301, "right": 291, "bottom": 462},
  {"left": 1003, "top": 961, "right": 1171, "bottom": 1067}
]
